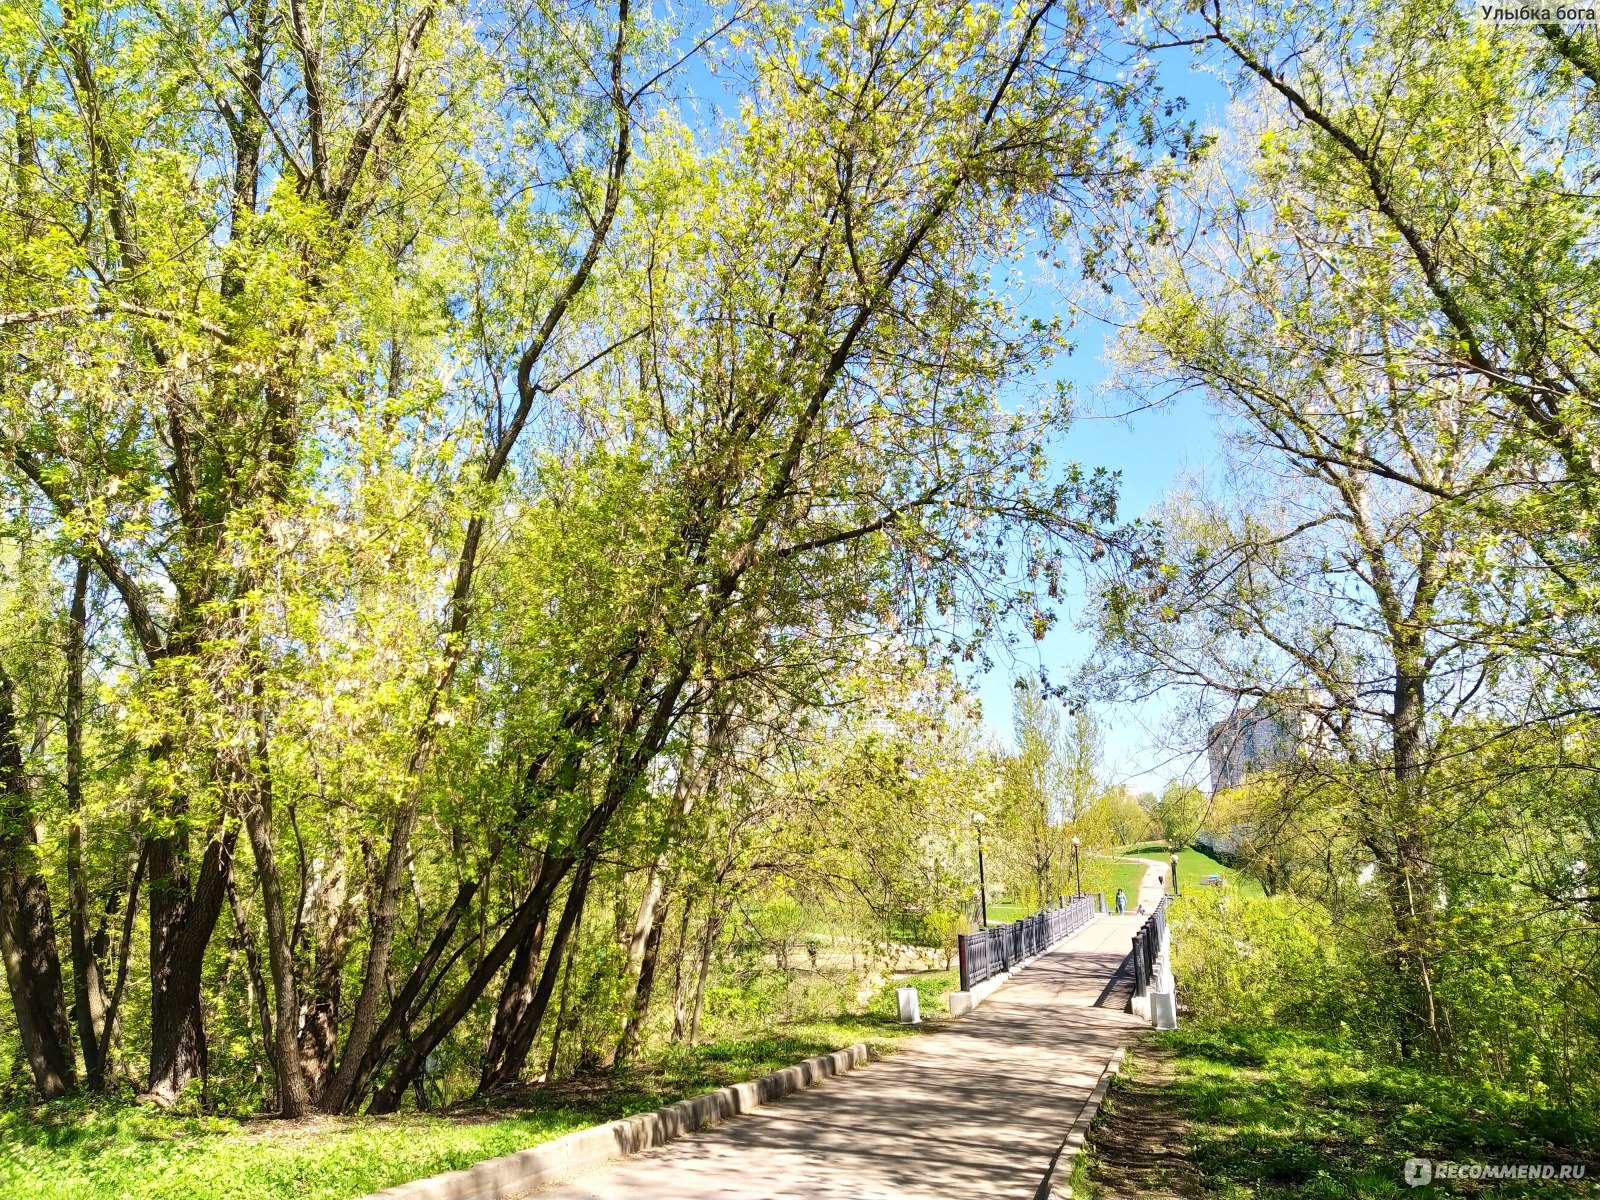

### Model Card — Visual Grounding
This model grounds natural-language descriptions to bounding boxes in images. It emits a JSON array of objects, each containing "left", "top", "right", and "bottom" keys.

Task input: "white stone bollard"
[
  {"left": 1151, "top": 989, "right": 1178, "bottom": 1029},
  {"left": 896, "top": 986, "right": 921, "bottom": 1024}
]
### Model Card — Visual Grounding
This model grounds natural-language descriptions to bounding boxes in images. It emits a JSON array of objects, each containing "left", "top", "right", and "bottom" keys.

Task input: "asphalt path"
[{"left": 533, "top": 863, "right": 1165, "bottom": 1199}]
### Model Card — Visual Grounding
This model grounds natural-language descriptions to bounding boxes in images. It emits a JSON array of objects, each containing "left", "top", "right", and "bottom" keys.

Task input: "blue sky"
[
  {"left": 672, "top": 15, "right": 1241, "bottom": 791},
  {"left": 965, "top": 44, "right": 1239, "bottom": 793}
]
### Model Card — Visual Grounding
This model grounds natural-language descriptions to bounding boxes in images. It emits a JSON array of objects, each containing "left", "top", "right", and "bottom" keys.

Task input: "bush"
[{"left": 1170, "top": 893, "right": 1399, "bottom": 1052}]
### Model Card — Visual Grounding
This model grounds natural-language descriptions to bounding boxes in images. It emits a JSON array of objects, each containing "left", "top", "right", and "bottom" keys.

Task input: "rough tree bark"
[
  {"left": 63, "top": 560, "right": 115, "bottom": 1090},
  {"left": 296, "top": 851, "right": 362, "bottom": 1097},
  {"left": 477, "top": 859, "right": 551, "bottom": 1092},
  {"left": 0, "top": 668, "right": 77, "bottom": 1098},
  {"left": 145, "top": 829, "right": 236, "bottom": 1105},
  {"left": 613, "top": 894, "right": 670, "bottom": 1066},
  {"left": 477, "top": 854, "right": 594, "bottom": 1095}
]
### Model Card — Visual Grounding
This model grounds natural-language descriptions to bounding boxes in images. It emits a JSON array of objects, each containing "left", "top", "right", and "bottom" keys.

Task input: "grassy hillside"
[
  {"left": 1085, "top": 856, "right": 1150, "bottom": 904},
  {"left": 1123, "top": 843, "right": 1266, "bottom": 898}
]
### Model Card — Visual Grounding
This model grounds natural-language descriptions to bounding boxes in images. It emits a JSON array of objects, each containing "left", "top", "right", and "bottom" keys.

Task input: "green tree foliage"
[
  {"left": 1146, "top": 781, "right": 1205, "bottom": 847},
  {"left": 1087, "top": 0, "right": 1600, "bottom": 1107},
  {"left": 1080, "top": 785, "right": 1152, "bottom": 848},
  {"left": 996, "top": 681, "right": 1105, "bottom": 907},
  {"left": 0, "top": 0, "right": 1183, "bottom": 1114}
]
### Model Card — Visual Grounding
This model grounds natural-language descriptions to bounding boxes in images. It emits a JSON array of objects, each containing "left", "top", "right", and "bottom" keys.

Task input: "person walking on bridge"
[{"left": 1114, "top": 887, "right": 1127, "bottom": 915}]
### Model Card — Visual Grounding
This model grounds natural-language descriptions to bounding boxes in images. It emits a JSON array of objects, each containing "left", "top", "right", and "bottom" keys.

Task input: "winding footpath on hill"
[{"left": 529, "top": 862, "right": 1168, "bottom": 1199}]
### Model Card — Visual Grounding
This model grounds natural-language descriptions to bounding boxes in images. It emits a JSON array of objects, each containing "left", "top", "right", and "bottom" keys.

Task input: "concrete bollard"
[
  {"left": 896, "top": 986, "right": 921, "bottom": 1024},
  {"left": 1152, "top": 989, "right": 1178, "bottom": 1029}
]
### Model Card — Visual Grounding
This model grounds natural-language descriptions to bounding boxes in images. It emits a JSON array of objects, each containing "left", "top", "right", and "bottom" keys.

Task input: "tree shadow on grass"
[{"left": 1158, "top": 1024, "right": 1600, "bottom": 1200}]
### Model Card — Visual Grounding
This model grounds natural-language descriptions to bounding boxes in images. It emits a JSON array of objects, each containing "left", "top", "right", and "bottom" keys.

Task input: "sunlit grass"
[
  {"left": 1126, "top": 1024, "right": 1600, "bottom": 1199},
  {"left": 0, "top": 989, "right": 938, "bottom": 1200},
  {"left": 1122, "top": 843, "right": 1266, "bottom": 898}
]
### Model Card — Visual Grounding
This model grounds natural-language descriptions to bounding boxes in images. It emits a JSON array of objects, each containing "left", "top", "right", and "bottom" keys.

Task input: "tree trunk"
[
  {"left": 323, "top": 798, "right": 418, "bottom": 1114},
  {"left": 367, "top": 857, "right": 573, "bottom": 1113},
  {"left": 688, "top": 911, "right": 722, "bottom": 1046},
  {"left": 607, "top": 698, "right": 730, "bottom": 1065},
  {"left": 613, "top": 894, "right": 669, "bottom": 1066},
  {"left": 669, "top": 897, "right": 695, "bottom": 1042},
  {"left": 478, "top": 859, "right": 551, "bottom": 1092},
  {"left": 146, "top": 828, "right": 236, "bottom": 1106},
  {"left": 341, "top": 877, "right": 480, "bottom": 1108},
  {"left": 95, "top": 843, "right": 146, "bottom": 1084},
  {"left": 0, "top": 859, "right": 78, "bottom": 1100},
  {"left": 1385, "top": 648, "right": 1441, "bottom": 1056},
  {"left": 369, "top": 642, "right": 688, "bottom": 1112},
  {"left": 542, "top": 938, "right": 580, "bottom": 1082},
  {"left": 227, "top": 874, "right": 277, "bottom": 1099},
  {"left": 477, "top": 855, "right": 594, "bottom": 1095},
  {"left": 599, "top": 862, "right": 666, "bottom": 1069},
  {"left": 297, "top": 848, "right": 361, "bottom": 1098},
  {"left": 63, "top": 561, "right": 112, "bottom": 1090},
  {"left": 0, "top": 668, "right": 76, "bottom": 1099},
  {"left": 239, "top": 716, "right": 313, "bottom": 1115},
  {"left": 66, "top": 818, "right": 112, "bottom": 1091}
]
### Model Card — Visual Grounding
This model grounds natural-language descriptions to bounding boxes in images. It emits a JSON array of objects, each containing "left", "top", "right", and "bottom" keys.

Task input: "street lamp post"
[
  {"left": 1071, "top": 834, "right": 1082, "bottom": 897},
  {"left": 973, "top": 811, "right": 989, "bottom": 930}
]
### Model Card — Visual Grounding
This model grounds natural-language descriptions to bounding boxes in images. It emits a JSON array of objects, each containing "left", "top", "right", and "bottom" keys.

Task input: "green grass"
[
  {"left": 1172, "top": 845, "right": 1264, "bottom": 898},
  {"left": 1122, "top": 843, "right": 1266, "bottom": 898},
  {"left": 883, "top": 968, "right": 959, "bottom": 1017},
  {"left": 1083, "top": 856, "right": 1148, "bottom": 904},
  {"left": 0, "top": 998, "right": 938, "bottom": 1200},
  {"left": 984, "top": 899, "right": 1031, "bottom": 923},
  {"left": 1098, "top": 1023, "right": 1600, "bottom": 1199},
  {"left": 0, "top": 1102, "right": 596, "bottom": 1200},
  {"left": 984, "top": 864, "right": 1149, "bottom": 922}
]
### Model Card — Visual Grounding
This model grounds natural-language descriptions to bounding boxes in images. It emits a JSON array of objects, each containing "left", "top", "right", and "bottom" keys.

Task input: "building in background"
[{"left": 1206, "top": 700, "right": 1319, "bottom": 793}]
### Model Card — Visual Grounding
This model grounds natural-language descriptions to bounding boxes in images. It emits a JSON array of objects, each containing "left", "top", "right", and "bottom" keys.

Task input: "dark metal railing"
[
  {"left": 1130, "top": 896, "right": 1170, "bottom": 998},
  {"left": 956, "top": 894, "right": 1097, "bottom": 992}
]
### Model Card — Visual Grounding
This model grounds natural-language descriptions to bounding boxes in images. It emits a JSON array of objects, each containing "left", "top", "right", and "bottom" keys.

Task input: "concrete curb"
[
  {"left": 361, "top": 1042, "right": 871, "bottom": 1200},
  {"left": 1033, "top": 1046, "right": 1126, "bottom": 1200}
]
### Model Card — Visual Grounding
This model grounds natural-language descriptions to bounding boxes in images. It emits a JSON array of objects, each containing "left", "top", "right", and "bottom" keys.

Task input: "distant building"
[{"left": 1206, "top": 701, "right": 1318, "bottom": 793}]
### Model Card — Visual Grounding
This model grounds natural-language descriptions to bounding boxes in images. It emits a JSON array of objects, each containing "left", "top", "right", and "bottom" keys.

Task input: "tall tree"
[{"left": 0, "top": 652, "right": 75, "bottom": 1098}]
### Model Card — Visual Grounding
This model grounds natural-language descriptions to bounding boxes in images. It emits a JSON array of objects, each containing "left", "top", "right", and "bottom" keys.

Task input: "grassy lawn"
[
  {"left": 1122, "top": 843, "right": 1266, "bottom": 899},
  {"left": 984, "top": 864, "right": 1149, "bottom": 922},
  {"left": 1079, "top": 1024, "right": 1600, "bottom": 1199},
  {"left": 1084, "top": 856, "right": 1149, "bottom": 904},
  {"left": 0, "top": 989, "right": 945, "bottom": 1200},
  {"left": 889, "top": 968, "right": 959, "bottom": 1014},
  {"left": 984, "top": 899, "right": 1031, "bottom": 923}
]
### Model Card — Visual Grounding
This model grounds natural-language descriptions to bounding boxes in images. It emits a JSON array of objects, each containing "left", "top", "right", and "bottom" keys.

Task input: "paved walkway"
[{"left": 534, "top": 864, "right": 1166, "bottom": 1199}]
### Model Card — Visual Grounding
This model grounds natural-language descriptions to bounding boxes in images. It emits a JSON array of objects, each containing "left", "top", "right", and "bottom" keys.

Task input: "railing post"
[
  {"left": 958, "top": 932, "right": 972, "bottom": 992},
  {"left": 1133, "top": 929, "right": 1148, "bottom": 997}
]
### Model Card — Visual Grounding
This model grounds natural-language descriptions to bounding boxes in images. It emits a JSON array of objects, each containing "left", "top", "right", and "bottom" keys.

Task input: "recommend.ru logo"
[{"left": 1404, "top": 1156, "right": 1589, "bottom": 1187}]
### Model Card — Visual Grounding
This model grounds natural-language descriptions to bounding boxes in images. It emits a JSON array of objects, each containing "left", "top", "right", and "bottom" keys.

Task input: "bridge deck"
[{"left": 532, "top": 861, "right": 1165, "bottom": 1199}]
